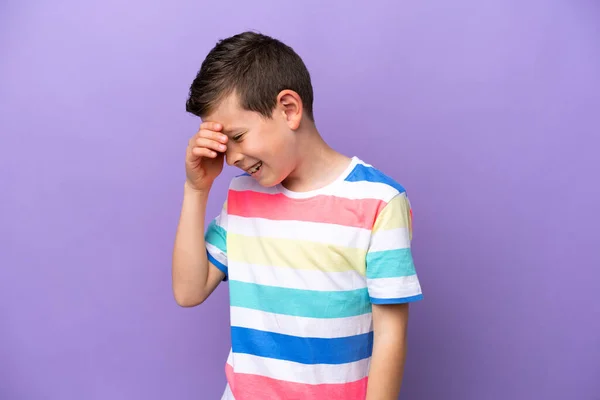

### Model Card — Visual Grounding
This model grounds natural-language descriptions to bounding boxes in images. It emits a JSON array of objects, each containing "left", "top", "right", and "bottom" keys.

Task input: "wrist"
[{"left": 184, "top": 181, "right": 212, "bottom": 198}]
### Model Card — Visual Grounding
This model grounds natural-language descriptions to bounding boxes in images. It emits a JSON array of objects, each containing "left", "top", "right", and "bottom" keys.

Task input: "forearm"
[{"left": 172, "top": 182, "right": 211, "bottom": 306}]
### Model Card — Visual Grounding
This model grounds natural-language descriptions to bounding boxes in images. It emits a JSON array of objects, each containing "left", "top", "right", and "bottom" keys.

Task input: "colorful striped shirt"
[{"left": 205, "top": 156, "right": 423, "bottom": 400}]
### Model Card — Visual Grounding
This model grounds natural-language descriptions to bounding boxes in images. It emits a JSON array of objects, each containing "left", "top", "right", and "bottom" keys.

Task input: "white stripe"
[
  {"left": 229, "top": 262, "right": 365, "bottom": 290},
  {"left": 227, "top": 348, "right": 233, "bottom": 364},
  {"left": 369, "top": 228, "right": 410, "bottom": 251},
  {"left": 217, "top": 208, "right": 228, "bottom": 228},
  {"left": 334, "top": 180, "right": 400, "bottom": 201},
  {"left": 230, "top": 175, "right": 399, "bottom": 201},
  {"left": 228, "top": 353, "right": 370, "bottom": 385},
  {"left": 206, "top": 243, "right": 228, "bottom": 267},
  {"left": 228, "top": 215, "right": 372, "bottom": 249},
  {"left": 230, "top": 306, "right": 373, "bottom": 338},
  {"left": 367, "top": 275, "right": 422, "bottom": 299},
  {"left": 230, "top": 176, "right": 279, "bottom": 194},
  {"left": 230, "top": 262, "right": 366, "bottom": 291}
]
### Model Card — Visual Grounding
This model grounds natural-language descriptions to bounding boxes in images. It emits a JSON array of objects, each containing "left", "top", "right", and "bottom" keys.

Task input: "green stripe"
[
  {"left": 205, "top": 220, "right": 227, "bottom": 253},
  {"left": 366, "top": 248, "right": 415, "bottom": 279},
  {"left": 229, "top": 281, "right": 372, "bottom": 319}
]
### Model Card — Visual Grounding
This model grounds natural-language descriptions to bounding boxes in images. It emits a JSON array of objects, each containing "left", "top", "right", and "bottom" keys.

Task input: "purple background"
[{"left": 1, "top": 0, "right": 599, "bottom": 399}]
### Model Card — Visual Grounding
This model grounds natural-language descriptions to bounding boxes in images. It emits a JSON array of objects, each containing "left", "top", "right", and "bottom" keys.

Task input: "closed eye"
[{"left": 232, "top": 133, "right": 245, "bottom": 142}]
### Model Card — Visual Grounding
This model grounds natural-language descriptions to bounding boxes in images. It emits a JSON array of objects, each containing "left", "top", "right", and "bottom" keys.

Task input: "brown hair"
[{"left": 186, "top": 31, "right": 314, "bottom": 121}]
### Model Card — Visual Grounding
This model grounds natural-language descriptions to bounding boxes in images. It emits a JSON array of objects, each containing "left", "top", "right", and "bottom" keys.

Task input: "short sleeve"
[
  {"left": 366, "top": 193, "right": 423, "bottom": 304},
  {"left": 205, "top": 198, "right": 229, "bottom": 280}
]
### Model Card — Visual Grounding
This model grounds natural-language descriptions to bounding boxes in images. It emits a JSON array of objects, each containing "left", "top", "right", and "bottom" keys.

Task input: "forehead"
[{"left": 203, "top": 93, "right": 257, "bottom": 130}]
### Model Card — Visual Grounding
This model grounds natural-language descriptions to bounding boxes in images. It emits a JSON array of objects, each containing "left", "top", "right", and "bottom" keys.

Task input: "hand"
[{"left": 185, "top": 122, "right": 228, "bottom": 191}]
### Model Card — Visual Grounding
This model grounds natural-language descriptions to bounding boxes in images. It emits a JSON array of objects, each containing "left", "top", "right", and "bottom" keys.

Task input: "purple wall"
[{"left": 1, "top": 1, "right": 599, "bottom": 399}]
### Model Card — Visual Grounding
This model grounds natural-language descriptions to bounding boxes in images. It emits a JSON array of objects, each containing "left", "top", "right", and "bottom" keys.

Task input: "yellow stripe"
[
  {"left": 228, "top": 233, "right": 367, "bottom": 275},
  {"left": 373, "top": 194, "right": 411, "bottom": 233}
]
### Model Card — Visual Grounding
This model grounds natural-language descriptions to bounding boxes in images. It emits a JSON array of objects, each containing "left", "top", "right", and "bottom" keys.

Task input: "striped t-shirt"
[{"left": 205, "top": 156, "right": 423, "bottom": 400}]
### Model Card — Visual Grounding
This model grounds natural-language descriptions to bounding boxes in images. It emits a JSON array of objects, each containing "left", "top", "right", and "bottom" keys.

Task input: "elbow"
[
  {"left": 174, "top": 294, "right": 204, "bottom": 308},
  {"left": 173, "top": 287, "right": 206, "bottom": 308}
]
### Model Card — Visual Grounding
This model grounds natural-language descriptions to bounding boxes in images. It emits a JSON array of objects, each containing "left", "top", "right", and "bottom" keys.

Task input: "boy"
[{"left": 172, "top": 31, "right": 423, "bottom": 400}]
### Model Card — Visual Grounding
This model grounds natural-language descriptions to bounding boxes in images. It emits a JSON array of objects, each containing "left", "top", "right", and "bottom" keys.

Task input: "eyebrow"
[{"left": 222, "top": 127, "right": 246, "bottom": 136}]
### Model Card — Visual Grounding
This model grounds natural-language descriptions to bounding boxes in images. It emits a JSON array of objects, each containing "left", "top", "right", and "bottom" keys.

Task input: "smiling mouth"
[{"left": 247, "top": 161, "right": 262, "bottom": 175}]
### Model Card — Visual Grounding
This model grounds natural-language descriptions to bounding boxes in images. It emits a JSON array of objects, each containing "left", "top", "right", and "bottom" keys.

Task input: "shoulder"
[
  {"left": 223, "top": 172, "right": 279, "bottom": 208},
  {"left": 344, "top": 158, "right": 407, "bottom": 203},
  {"left": 348, "top": 159, "right": 413, "bottom": 233}
]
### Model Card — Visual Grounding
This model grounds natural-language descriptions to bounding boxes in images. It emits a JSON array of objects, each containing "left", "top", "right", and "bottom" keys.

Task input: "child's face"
[{"left": 204, "top": 92, "right": 300, "bottom": 187}]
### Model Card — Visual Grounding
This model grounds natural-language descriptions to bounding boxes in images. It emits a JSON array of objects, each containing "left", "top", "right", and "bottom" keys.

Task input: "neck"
[{"left": 281, "top": 121, "right": 352, "bottom": 192}]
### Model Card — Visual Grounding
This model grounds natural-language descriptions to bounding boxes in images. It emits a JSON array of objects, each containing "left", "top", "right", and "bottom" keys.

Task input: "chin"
[
  {"left": 255, "top": 170, "right": 286, "bottom": 188},
  {"left": 256, "top": 176, "right": 279, "bottom": 188}
]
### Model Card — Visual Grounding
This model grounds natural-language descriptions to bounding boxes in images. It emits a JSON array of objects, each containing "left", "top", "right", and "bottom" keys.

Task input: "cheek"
[
  {"left": 268, "top": 139, "right": 295, "bottom": 166},
  {"left": 257, "top": 135, "right": 292, "bottom": 161}
]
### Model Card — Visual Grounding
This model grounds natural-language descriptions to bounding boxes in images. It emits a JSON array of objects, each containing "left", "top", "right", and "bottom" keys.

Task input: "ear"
[{"left": 276, "top": 90, "right": 303, "bottom": 130}]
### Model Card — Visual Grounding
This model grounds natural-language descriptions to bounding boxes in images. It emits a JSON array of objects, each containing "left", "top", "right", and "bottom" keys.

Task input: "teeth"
[{"left": 249, "top": 161, "right": 262, "bottom": 174}]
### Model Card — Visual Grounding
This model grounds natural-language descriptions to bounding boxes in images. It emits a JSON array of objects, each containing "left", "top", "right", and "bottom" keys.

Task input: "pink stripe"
[
  {"left": 225, "top": 363, "right": 368, "bottom": 400},
  {"left": 228, "top": 190, "right": 384, "bottom": 229}
]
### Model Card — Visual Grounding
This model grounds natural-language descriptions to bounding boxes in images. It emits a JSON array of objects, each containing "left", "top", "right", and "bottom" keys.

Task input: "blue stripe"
[
  {"left": 345, "top": 164, "right": 406, "bottom": 194},
  {"left": 229, "top": 281, "right": 371, "bottom": 318},
  {"left": 231, "top": 327, "right": 373, "bottom": 365},
  {"left": 366, "top": 248, "right": 416, "bottom": 278},
  {"left": 370, "top": 294, "right": 423, "bottom": 304},
  {"left": 206, "top": 251, "right": 228, "bottom": 280}
]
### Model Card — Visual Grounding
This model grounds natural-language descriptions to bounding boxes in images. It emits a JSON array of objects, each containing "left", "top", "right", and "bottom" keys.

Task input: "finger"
[
  {"left": 195, "top": 137, "right": 227, "bottom": 152},
  {"left": 198, "top": 129, "right": 228, "bottom": 144},
  {"left": 192, "top": 147, "right": 219, "bottom": 158},
  {"left": 199, "top": 121, "right": 222, "bottom": 132}
]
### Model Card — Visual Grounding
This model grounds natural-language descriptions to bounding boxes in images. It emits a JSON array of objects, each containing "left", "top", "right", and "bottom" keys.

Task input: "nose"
[{"left": 225, "top": 146, "right": 243, "bottom": 167}]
